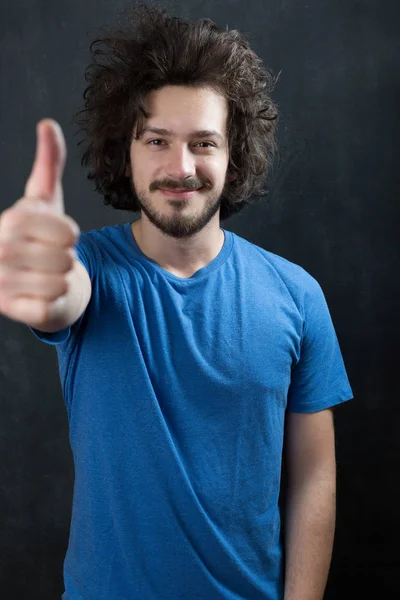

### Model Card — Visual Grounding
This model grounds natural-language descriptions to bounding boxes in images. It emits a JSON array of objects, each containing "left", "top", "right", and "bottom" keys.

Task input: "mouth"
[{"left": 158, "top": 187, "right": 203, "bottom": 199}]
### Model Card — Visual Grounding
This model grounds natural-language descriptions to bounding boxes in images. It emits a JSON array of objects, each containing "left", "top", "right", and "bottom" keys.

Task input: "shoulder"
[
  {"left": 78, "top": 223, "right": 125, "bottom": 248},
  {"left": 74, "top": 223, "right": 129, "bottom": 277},
  {"left": 229, "top": 230, "right": 322, "bottom": 309},
  {"left": 76, "top": 222, "right": 130, "bottom": 257}
]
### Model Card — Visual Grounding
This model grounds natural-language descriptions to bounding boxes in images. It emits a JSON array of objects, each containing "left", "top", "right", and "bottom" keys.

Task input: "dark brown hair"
[{"left": 73, "top": 3, "right": 279, "bottom": 220}]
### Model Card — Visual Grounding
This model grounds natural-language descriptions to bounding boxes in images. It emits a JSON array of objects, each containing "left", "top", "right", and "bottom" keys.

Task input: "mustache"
[{"left": 149, "top": 178, "right": 212, "bottom": 192}]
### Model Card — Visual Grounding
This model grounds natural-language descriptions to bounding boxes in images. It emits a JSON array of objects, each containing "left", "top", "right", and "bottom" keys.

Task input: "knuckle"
[
  {"left": 0, "top": 267, "right": 10, "bottom": 285},
  {"left": 68, "top": 247, "right": 76, "bottom": 265},
  {"left": 17, "top": 197, "right": 50, "bottom": 214},
  {"left": 0, "top": 208, "right": 26, "bottom": 232},
  {"left": 49, "top": 275, "right": 68, "bottom": 299},
  {"left": 53, "top": 250, "right": 71, "bottom": 273},
  {"left": 59, "top": 275, "right": 69, "bottom": 296},
  {"left": 62, "top": 252, "right": 74, "bottom": 273},
  {"left": 64, "top": 216, "right": 80, "bottom": 240},
  {"left": 0, "top": 242, "right": 16, "bottom": 261}
]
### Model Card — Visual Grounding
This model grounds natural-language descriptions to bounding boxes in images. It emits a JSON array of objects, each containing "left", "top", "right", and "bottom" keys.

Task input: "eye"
[
  {"left": 148, "top": 139, "right": 166, "bottom": 146},
  {"left": 195, "top": 142, "right": 215, "bottom": 148}
]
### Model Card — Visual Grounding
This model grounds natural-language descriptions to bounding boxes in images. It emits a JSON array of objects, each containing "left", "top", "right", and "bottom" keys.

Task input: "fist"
[{"left": 0, "top": 119, "right": 80, "bottom": 327}]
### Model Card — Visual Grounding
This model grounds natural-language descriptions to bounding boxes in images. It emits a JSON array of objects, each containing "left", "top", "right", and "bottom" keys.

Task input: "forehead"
[{"left": 142, "top": 85, "right": 228, "bottom": 135}]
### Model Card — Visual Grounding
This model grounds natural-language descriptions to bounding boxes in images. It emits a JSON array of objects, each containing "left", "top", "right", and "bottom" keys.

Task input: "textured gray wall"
[{"left": 0, "top": 0, "right": 399, "bottom": 597}]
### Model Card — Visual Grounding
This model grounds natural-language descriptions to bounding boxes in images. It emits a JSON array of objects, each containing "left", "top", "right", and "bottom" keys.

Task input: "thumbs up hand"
[
  {"left": 24, "top": 118, "right": 67, "bottom": 214},
  {"left": 0, "top": 120, "right": 81, "bottom": 327}
]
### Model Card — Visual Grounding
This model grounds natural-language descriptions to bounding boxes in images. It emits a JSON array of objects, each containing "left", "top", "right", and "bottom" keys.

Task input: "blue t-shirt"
[{"left": 30, "top": 223, "right": 353, "bottom": 600}]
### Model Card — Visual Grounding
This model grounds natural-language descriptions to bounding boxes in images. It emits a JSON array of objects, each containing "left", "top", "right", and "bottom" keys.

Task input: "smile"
[{"left": 158, "top": 188, "right": 203, "bottom": 198}]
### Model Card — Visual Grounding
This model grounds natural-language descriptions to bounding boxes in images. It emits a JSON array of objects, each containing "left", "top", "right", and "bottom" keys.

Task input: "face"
[{"left": 127, "top": 85, "right": 231, "bottom": 239}]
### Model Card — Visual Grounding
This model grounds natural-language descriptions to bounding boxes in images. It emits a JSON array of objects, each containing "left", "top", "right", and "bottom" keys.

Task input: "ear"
[
  {"left": 227, "top": 171, "right": 237, "bottom": 182},
  {"left": 125, "top": 163, "right": 132, "bottom": 177}
]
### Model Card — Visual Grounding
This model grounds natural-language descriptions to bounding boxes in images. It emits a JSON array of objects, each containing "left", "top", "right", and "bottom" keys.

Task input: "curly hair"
[{"left": 73, "top": 3, "right": 279, "bottom": 220}]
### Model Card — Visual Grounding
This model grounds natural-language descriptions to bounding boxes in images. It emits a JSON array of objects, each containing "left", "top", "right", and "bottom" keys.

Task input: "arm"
[
  {"left": 283, "top": 408, "right": 336, "bottom": 600},
  {"left": 34, "top": 258, "right": 92, "bottom": 333}
]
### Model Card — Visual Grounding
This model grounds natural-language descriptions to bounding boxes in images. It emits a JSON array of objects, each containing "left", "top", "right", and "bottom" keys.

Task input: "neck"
[{"left": 131, "top": 214, "right": 224, "bottom": 278}]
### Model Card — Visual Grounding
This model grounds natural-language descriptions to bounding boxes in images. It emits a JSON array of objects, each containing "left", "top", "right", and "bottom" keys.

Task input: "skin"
[
  {"left": 283, "top": 409, "right": 336, "bottom": 600},
  {"left": 126, "top": 85, "right": 233, "bottom": 278}
]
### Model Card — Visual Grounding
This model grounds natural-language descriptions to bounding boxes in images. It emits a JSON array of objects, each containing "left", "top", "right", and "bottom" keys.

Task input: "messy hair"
[{"left": 73, "top": 3, "right": 279, "bottom": 220}]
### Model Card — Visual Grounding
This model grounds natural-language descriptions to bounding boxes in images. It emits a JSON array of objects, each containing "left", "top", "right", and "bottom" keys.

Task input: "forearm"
[
  {"left": 283, "top": 473, "right": 336, "bottom": 600},
  {"left": 33, "top": 258, "right": 91, "bottom": 332}
]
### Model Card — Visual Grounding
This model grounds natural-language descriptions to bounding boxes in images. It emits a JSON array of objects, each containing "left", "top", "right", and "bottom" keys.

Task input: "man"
[{"left": 0, "top": 5, "right": 353, "bottom": 599}]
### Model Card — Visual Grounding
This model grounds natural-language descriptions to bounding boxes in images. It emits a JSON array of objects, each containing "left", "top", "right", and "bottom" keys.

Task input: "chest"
[{"left": 124, "top": 273, "right": 303, "bottom": 404}]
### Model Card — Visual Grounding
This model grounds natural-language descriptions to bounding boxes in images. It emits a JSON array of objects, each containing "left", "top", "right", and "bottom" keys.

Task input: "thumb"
[{"left": 24, "top": 119, "right": 66, "bottom": 214}]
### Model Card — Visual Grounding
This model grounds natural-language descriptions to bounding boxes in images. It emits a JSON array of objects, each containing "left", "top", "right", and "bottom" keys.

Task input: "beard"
[{"left": 132, "top": 177, "right": 227, "bottom": 239}]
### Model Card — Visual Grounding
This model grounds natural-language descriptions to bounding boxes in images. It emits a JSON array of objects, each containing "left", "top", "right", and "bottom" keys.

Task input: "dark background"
[{"left": 0, "top": 0, "right": 399, "bottom": 598}]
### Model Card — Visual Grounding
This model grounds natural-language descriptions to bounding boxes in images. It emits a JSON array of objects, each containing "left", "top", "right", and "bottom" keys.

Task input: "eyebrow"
[{"left": 139, "top": 127, "right": 226, "bottom": 144}]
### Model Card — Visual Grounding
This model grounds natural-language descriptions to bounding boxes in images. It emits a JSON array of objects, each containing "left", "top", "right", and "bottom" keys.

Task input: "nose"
[{"left": 165, "top": 144, "right": 196, "bottom": 181}]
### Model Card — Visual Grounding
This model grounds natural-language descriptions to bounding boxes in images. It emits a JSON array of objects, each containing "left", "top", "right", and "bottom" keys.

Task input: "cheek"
[
  {"left": 131, "top": 156, "right": 154, "bottom": 186},
  {"left": 199, "top": 156, "right": 229, "bottom": 180},
  {"left": 134, "top": 152, "right": 164, "bottom": 180}
]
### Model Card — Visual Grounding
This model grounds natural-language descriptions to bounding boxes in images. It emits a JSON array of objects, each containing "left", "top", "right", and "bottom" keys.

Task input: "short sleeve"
[
  {"left": 28, "top": 231, "right": 95, "bottom": 345},
  {"left": 287, "top": 277, "right": 353, "bottom": 413}
]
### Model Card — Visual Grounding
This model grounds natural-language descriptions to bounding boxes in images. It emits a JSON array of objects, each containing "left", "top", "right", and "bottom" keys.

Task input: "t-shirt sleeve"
[
  {"left": 287, "top": 275, "right": 353, "bottom": 413},
  {"left": 28, "top": 231, "right": 95, "bottom": 346}
]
